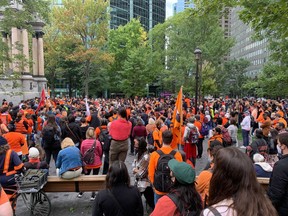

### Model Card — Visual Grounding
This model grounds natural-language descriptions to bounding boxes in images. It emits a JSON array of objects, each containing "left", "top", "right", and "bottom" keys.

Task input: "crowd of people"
[{"left": 0, "top": 96, "right": 287, "bottom": 215}]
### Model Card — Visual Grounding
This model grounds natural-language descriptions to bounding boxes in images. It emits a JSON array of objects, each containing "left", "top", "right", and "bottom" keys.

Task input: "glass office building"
[
  {"left": 52, "top": 1, "right": 166, "bottom": 31},
  {"left": 230, "top": 7, "right": 269, "bottom": 77},
  {"left": 110, "top": 0, "right": 166, "bottom": 31},
  {"left": 172, "top": 0, "right": 194, "bottom": 15}
]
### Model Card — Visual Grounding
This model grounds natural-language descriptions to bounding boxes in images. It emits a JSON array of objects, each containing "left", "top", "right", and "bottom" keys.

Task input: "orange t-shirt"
[
  {"left": 196, "top": 169, "right": 213, "bottom": 204},
  {"left": 95, "top": 125, "right": 108, "bottom": 139},
  {"left": 3, "top": 132, "right": 28, "bottom": 155},
  {"left": 208, "top": 134, "right": 223, "bottom": 148},
  {"left": 153, "top": 129, "right": 162, "bottom": 150},
  {"left": 194, "top": 120, "right": 203, "bottom": 139},
  {"left": 148, "top": 146, "right": 183, "bottom": 195}
]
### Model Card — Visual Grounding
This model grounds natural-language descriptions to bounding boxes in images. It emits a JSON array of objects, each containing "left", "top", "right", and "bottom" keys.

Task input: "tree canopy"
[
  {"left": 50, "top": 0, "right": 113, "bottom": 97},
  {"left": 107, "top": 18, "right": 154, "bottom": 97},
  {"left": 151, "top": 9, "right": 234, "bottom": 96}
]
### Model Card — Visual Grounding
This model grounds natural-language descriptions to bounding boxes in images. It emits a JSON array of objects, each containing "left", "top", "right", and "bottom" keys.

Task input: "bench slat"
[
  {"left": 43, "top": 175, "right": 270, "bottom": 193},
  {"left": 43, "top": 175, "right": 106, "bottom": 192}
]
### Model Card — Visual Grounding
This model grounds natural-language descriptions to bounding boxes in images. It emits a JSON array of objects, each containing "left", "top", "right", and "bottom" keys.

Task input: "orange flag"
[{"left": 171, "top": 87, "right": 183, "bottom": 149}]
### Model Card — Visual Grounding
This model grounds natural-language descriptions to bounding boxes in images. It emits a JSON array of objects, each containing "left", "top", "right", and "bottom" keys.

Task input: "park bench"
[
  {"left": 257, "top": 177, "right": 270, "bottom": 190},
  {"left": 43, "top": 175, "right": 106, "bottom": 192},
  {"left": 42, "top": 175, "right": 270, "bottom": 193}
]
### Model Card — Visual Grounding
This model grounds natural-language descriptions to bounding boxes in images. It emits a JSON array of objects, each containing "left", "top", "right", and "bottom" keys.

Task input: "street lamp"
[
  {"left": 194, "top": 48, "right": 202, "bottom": 114},
  {"left": 146, "top": 83, "right": 149, "bottom": 98}
]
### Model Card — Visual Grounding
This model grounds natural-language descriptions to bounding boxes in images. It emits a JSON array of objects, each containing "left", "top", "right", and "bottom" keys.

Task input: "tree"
[
  {"left": 195, "top": 0, "right": 288, "bottom": 98},
  {"left": 221, "top": 59, "right": 250, "bottom": 97},
  {"left": 108, "top": 19, "right": 154, "bottom": 97},
  {"left": 194, "top": 0, "right": 288, "bottom": 65},
  {"left": 244, "top": 63, "right": 288, "bottom": 98},
  {"left": 52, "top": 0, "right": 113, "bottom": 96},
  {"left": 151, "top": 9, "right": 234, "bottom": 96}
]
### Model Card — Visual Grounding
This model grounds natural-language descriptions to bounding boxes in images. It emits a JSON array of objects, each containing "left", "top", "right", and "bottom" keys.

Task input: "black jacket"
[
  {"left": 268, "top": 154, "right": 288, "bottom": 216},
  {"left": 92, "top": 184, "right": 143, "bottom": 216},
  {"left": 61, "top": 122, "right": 82, "bottom": 145}
]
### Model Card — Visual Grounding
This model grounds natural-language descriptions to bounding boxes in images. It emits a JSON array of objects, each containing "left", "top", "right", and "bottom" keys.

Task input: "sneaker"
[
  {"left": 90, "top": 196, "right": 96, "bottom": 201},
  {"left": 77, "top": 192, "right": 83, "bottom": 198}
]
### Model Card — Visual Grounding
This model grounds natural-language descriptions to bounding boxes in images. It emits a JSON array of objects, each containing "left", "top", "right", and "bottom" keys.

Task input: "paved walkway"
[{"left": 19, "top": 139, "right": 211, "bottom": 216}]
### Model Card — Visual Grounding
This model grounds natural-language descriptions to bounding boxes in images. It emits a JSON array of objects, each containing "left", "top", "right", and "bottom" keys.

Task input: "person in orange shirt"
[
  {"left": 0, "top": 107, "right": 12, "bottom": 126},
  {"left": 153, "top": 120, "right": 163, "bottom": 150},
  {"left": 0, "top": 136, "right": 24, "bottom": 203},
  {"left": 24, "top": 113, "right": 34, "bottom": 136},
  {"left": 179, "top": 124, "right": 186, "bottom": 151},
  {"left": 208, "top": 127, "right": 223, "bottom": 148},
  {"left": 196, "top": 144, "right": 223, "bottom": 207},
  {"left": 148, "top": 130, "right": 183, "bottom": 204},
  {"left": 3, "top": 125, "right": 28, "bottom": 160},
  {"left": 276, "top": 105, "right": 285, "bottom": 118},
  {"left": 159, "top": 118, "right": 168, "bottom": 133},
  {"left": 184, "top": 97, "right": 191, "bottom": 108},
  {"left": 274, "top": 113, "right": 287, "bottom": 128},
  {"left": 108, "top": 110, "right": 118, "bottom": 122}
]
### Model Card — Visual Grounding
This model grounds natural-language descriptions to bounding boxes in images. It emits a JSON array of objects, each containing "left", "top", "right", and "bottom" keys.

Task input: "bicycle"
[{"left": 10, "top": 170, "right": 51, "bottom": 216}]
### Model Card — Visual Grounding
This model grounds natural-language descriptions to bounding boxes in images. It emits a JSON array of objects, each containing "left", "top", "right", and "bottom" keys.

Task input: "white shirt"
[
  {"left": 202, "top": 198, "right": 237, "bottom": 216},
  {"left": 241, "top": 115, "right": 251, "bottom": 131}
]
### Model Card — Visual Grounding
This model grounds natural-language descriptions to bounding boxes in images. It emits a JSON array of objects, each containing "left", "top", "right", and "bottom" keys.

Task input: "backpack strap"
[
  {"left": 170, "top": 150, "right": 176, "bottom": 157},
  {"left": 156, "top": 149, "right": 164, "bottom": 156},
  {"left": 167, "top": 193, "right": 185, "bottom": 215},
  {"left": 207, "top": 206, "right": 222, "bottom": 216}
]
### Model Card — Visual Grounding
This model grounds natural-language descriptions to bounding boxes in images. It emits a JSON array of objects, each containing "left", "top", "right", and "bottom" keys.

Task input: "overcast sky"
[{"left": 166, "top": 0, "right": 178, "bottom": 19}]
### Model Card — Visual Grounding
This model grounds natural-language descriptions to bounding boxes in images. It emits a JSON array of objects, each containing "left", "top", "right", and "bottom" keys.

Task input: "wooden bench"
[
  {"left": 257, "top": 177, "right": 270, "bottom": 190},
  {"left": 42, "top": 175, "right": 270, "bottom": 193},
  {"left": 43, "top": 175, "right": 106, "bottom": 192}
]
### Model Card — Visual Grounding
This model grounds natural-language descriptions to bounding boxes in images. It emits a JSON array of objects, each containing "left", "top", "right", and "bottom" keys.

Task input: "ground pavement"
[{"left": 18, "top": 138, "right": 218, "bottom": 216}]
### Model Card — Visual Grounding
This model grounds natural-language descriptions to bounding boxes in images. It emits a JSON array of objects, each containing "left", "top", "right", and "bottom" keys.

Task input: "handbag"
[{"left": 82, "top": 139, "right": 96, "bottom": 165}]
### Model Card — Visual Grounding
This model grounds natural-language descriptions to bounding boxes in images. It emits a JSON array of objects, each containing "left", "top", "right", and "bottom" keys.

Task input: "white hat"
[
  {"left": 253, "top": 153, "right": 265, "bottom": 163},
  {"left": 29, "top": 147, "right": 40, "bottom": 158}
]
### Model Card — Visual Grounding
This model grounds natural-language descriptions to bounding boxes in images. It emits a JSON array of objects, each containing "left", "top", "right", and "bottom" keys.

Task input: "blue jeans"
[
  {"left": 242, "top": 129, "right": 250, "bottom": 147},
  {"left": 154, "top": 192, "right": 163, "bottom": 205}
]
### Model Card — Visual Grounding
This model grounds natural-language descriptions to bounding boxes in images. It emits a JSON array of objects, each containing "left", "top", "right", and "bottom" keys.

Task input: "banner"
[{"left": 171, "top": 87, "right": 183, "bottom": 149}]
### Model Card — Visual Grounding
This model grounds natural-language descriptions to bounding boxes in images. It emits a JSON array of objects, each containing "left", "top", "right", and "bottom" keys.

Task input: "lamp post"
[
  {"left": 146, "top": 83, "right": 149, "bottom": 98},
  {"left": 194, "top": 48, "right": 202, "bottom": 114}
]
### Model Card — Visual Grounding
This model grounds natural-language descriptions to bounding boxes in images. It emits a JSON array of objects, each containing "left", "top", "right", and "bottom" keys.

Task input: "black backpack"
[
  {"left": 153, "top": 150, "right": 176, "bottom": 193},
  {"left": 83, "top": 140, "right": 96, "bottom": 165},
  {"left": 147, "top": 131, "right": 154, "bottom": 145},
  {"left": 42, "top": 126, "right": 57, "bottom": 147},
  {"left": 98, "top": 127, "right": 111, "bottom": 152}
]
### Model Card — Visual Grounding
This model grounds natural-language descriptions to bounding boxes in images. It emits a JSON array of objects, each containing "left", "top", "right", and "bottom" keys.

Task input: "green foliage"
[
  {"left": 151, "top": 9, "right": 234, "bottom": 96},
  {"left": 49, "top": 0, "right": 113, "bottom": 96},
  {"left": 195, "top": 0, "right": 288, "bottom": 98},
  {"left": 0, "top": 0, "right": 50, "bottom": 32},
  {"left": 108, "top": 18, "right": 153, "bottom": 96},
  {"left": 221, "top": 59, "right": 250, "bottom": 97},
  {"left": 244, "top": 63, "right": 288, "bottom": 98}
]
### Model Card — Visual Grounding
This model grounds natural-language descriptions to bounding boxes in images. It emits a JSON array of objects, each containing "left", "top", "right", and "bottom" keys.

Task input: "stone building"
[{"left": 0, "top": 0, "right": 47, "bottom": 103}]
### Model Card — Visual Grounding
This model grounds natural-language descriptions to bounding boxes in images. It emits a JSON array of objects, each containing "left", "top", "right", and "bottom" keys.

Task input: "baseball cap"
[{"left": 29, "top": 147, "right": 40, "bottom": 158}]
